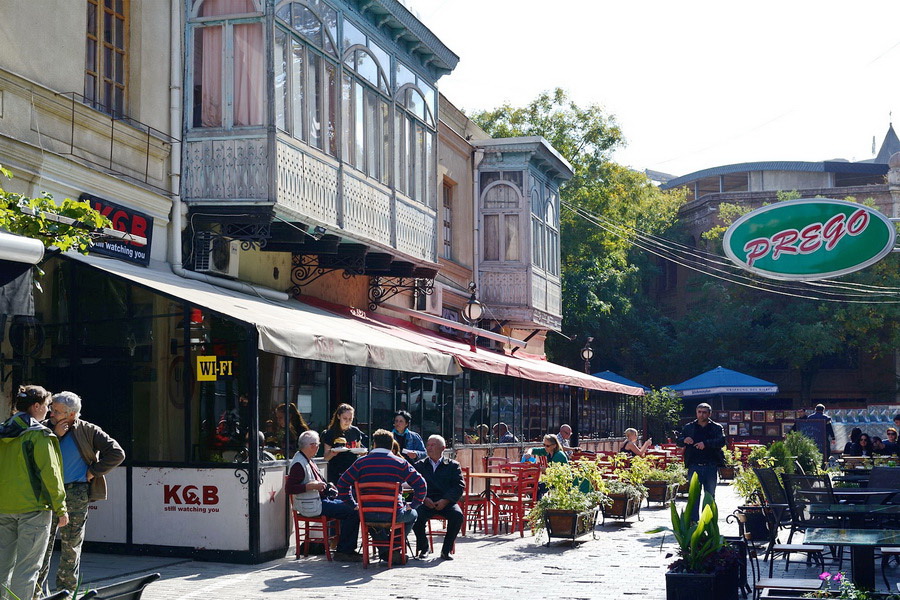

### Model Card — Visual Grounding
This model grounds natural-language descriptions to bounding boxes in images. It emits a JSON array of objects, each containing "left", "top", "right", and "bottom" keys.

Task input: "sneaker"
[
  {"left": 439, "top": 552, "right": 454, "bottom": 561},
  {"left": 333, "top": 551, "right": 363, "bottom": 562}
]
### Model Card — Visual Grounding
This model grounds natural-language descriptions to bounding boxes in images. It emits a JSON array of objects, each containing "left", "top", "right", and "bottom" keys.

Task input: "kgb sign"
[{"left": 723, "top": 199, "right": 897, "bottom": 281}]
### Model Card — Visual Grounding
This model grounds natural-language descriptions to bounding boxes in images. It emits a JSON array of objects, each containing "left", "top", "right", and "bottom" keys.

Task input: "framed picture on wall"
[
  {"left": 730, "top": 411, "right": 743, "bottom": 422},
  {"left": 766, "top": 425, "right": 780, "bottom": 437},
  {"left": 774, "top": 411, "right": 785, "bottom": 420},
  {"left": 766, "top": 410, "right": 776, "bottom": 423},
  {"left": 738, "top": 423, "right": 750, "bottom": 436},
  {"left": 752, "top": 411, "right": 765, "bottom": 423},
  {"left": 716, "top": 411, "right": 729, "bottom": 422},
  {"left": 743, "top": 411, "right": 752, "bottom": 422},
  {"left": 751, "top": 424, "right": 764, "bottom": 436},
  {"left": 781, "top": 422, "right": 794, "bottom": 436},
  {"left": 784, "top": 410, "right": 795, "bottom": 420},
  {"left": 728, "top": 424, "right": 738, "bottom": 436}
]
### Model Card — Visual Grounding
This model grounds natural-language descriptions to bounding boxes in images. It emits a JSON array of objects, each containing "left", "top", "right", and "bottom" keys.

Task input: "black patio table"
[
  {"left": 808, "top": 503, "right": 900, "bottom": 528},
  {"left": 804, "top": 528, "right": 900, "bottom": 590},
  {"left": 797, "top": 487, "right": 898, "bottom": 504}
]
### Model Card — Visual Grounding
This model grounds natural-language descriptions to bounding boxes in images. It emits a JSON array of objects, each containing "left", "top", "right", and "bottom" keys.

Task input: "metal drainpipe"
[
  {"left": 167, "top": 2, "right": 288, "bottom": 302},
  {"left": 471, "top": 148, "right": 484, "bottom": 293}
]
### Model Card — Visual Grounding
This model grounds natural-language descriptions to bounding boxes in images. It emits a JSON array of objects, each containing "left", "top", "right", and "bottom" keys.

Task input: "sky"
[{"left": 404, "top": 0, "right": 900, "bottom": 178}]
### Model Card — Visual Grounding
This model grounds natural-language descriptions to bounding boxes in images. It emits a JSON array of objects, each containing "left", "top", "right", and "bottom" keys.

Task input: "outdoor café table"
[
  {"left": 804, "top": 528, "right": 900, "bottom": 590},
  {"left": 798, "top": 488, "right": 898, "bottom": 504},
  {"left": 468, "top": 472, "right": 517, "bottom": 534},
  {"left": 808, "top": 503, "right": 900, "bottom": 528}
]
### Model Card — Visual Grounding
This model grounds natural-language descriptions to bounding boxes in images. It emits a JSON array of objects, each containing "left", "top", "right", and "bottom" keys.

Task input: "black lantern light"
[{"left": 461, "top": 282, "right": 484, "bottom": 323}]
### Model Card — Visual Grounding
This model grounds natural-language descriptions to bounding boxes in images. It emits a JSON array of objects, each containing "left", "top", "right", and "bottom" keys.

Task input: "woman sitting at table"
[
  {"left": 843, "top": 427, "right": 862, "bottom": 456},
  {"left": 524, "top": 434, "right": 569, "bottom": 466},
  {"left": 856, "top": 433, "right": 873, "bottom": 457},
  {"left": 620, "top": 428, "right": 652, "bottom": 457}
]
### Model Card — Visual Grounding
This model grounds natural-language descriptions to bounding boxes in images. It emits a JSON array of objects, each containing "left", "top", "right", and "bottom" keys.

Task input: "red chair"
[
  {"left": 290, "top": 496, "right": 340, "bottom": 562},
  {"left": 461, "top": 466, "right": 490, "bottom": 534},
  {"left": 356, "top": 482, "right": 407, "bottom": 568},
  {"left": 483, "top": 456, "right": 509, "bottom": 472},
  {"left": 495, "top": 467, "right": 541, "bottom": 536}
]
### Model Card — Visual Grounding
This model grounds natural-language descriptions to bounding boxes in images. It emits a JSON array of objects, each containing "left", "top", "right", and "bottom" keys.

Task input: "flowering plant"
[{"left": 802, "top": 572, "right": 890, "bottom": 600}]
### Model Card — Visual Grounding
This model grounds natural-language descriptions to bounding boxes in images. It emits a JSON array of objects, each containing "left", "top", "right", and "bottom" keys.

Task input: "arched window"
[
  {"left": 273, "top": 1, "right": 339, "bottom": 154},
  {"left": 395, "top": 61, "right": 436, "bottom": 206},
  {"left": 342, "top": 41, "right": 390, "bottom": 182},
  {"left": 482, "top": 182, "right": 521, "bottom": 263},
  {"left": 190, "top": 0, "right": 264, "bottom": 129}
]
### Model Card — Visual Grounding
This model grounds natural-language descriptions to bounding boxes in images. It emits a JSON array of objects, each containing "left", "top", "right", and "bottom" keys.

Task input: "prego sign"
[{"left": 723, "top": 199, "right": 897, "bottom": 281}]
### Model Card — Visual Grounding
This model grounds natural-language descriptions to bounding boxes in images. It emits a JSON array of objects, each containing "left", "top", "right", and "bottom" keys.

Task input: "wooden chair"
[
  {"left": 356, "top": 482, "right": 407, "bottom": 568},
  {"left": 495, "top": 468, "right": 541, "bottom": 536},
  {"left": 290, "top": 496, "right": 340, "bottom": 561},
  {"left": 461, "top": 466, "right": 489, "bottom": 534},
  {"left": 84, "top": 573, "right": 161, "bottom": 600},
  {"left": 483, "top": 456, "right": 509, "bottom": 472}
]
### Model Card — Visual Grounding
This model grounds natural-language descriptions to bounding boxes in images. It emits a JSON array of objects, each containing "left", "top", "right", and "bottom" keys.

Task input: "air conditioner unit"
[
  {"left": 194, "top": 234, "right": 240, "bottom": 278},
  {"left": 423, "top": 283, "right": 443, "bottom": 315}
]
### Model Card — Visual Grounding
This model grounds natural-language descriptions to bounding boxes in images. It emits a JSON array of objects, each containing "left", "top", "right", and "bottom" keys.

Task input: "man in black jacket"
[
  {"left": 676, "top": 402, "right": 726, "bottom": 522},
  {"left": 412, "top": 435, "right": 464, "bottom": 560}
]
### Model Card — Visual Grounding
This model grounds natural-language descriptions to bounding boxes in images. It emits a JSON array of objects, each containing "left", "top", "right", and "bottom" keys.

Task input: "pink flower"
[
  {"left": 833, "top": 573, "right": 843, "bottom": 582},
  {"left": 819, "top": 572, "right": 831, "bottom": 581}
]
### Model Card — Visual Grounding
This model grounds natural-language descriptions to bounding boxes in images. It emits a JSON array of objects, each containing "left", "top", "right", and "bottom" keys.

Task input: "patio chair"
[
  {"left": 290, "top": 495, "right": 341, "bottom": 561},
  {"left": 753, "top": 468, "right": 792, "bottom": 557},
  {"left": 460, "top": 466, "right": 489, "bottom": 534},
  {"left": 483, "top": 456, "right": 509, "bottom": 472},
  {"left": 494, "top": 467, "right": 540, "bottom": 536},
  {"left": 356, "top": 481, "right": 407, "bottom": 568},
  {"left": 84, "top": 573, "right": 161, "bottom": 600},
  {"left": 867, "top": 466, "right": 900, "bottom": 505}
]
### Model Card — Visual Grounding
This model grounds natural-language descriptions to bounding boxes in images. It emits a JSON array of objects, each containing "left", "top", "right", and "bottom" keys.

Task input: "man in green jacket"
[
  {"left": 37, "top": 391, "right": 125, "bottom": 595},
  {"left": 0, "top": 385, "right": 67, "bottom": 600}
]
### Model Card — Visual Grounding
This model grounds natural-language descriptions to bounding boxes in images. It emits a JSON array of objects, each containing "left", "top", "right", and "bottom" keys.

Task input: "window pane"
[
  {"left": 308, "top": 52, "right": 322, "bottom": 148},
  {"left": 369, "top": 40, "right": 390, "bottom": 88},
  {"left": 85, "top": 74, "right": 96, "bottom": 102},
  {"left": 87, "top": 1, "right": 97, "bottom": 36},
  {"left": 380, "top": 99, "right": 390, "bottom": 185},
  {"left": 531, "top": 189, "right": 541, "bottom": 214},
  {"left": 291, "top": 40, "right": 305, "bottom": 140},
  {"left": 354, "top": 82, "right": 364, "bottom": 168},
  {"left": 86, "top": 39, "right": 97, "bottom": 71},
  {"left": 396, "top": 61, "right": 415, "bottom": 90},
  {"left": 199, "top": 0, "right": 255, "bottom": 17},
  {"left": 295, "top": 6, "right": 321, "bottom": 46},
  {"left": 233, "top": 23, "right": 264, "bottom": 126},
  {"left": 194, "top": 25, "right": 223, "bottom": 127},
  {"left": 321, "top": 4, "right": 337, "bottom": 56},
  {"left": 395, "top": 113, "right": 406, "bottom": 193},
  {"left": 357, "top": 50, "right": 378, "bottom": 88},
  {"left": 407, "top": 88, "right": 425, "bottom": 122},
  {"left": 115, "top": 52, "right": 124, "bottom": 83},
  {"left": 274, "top": 30, "right": 287, "bottom": 131},
  {"left": 414, "top": 121, "right": 425, "bottom": 202},
  {"left": 341, "top": 73, "right": 352, "bottom": 163},
  {"left": 342, "top": 19, "right": 365, "bottom": 51},
  {"left": 365, "top": 89, "right": 379, "bottom": 178},
  {"left": 484, "top": 215, "right": 500, "bottom": 261},
  {"left": 504, "top": 215, "right": 519, "bottom": 261},
  {"left": 114, "top": 15, "right": 124, "bottom": 47},
  {"left": 532, "top": 218, "right": 541, "bottom": 267},
  {"left": 326, "top": 61, "right": 337, "bottom": 155},
  {"left": 425, "top": 130, "right": 434, "bottom": 207}
]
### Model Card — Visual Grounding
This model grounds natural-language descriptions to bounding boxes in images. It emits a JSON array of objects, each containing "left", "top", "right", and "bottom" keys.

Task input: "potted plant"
[
  {"left": 644, "top": 466, "right": 684, "bottom": 506},
  {"left": 526, "top": 461, "right": 609, "bottom": 544},
  {"left": 730, "top": 453, "right": 777, "bottom": 543},
  {"left": 602, "top": 455, "right": 650, "bottom": 520},
  {"left": 647, "top": 473, "right": 741, "bottom": 600},
  {"left": 718, "top": 447, "right": 741, "bottom": 481}
]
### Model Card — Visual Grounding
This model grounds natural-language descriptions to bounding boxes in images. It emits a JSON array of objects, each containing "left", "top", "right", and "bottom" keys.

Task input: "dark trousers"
[
  {"left": 319, "top": 498, "right": 359, "bottom": 553},
  {"left": 686, "top": 464, "right": 719, "bottom": 522},
  {"left": 413, "top": 503, "right": 463, "bottom": 555}
]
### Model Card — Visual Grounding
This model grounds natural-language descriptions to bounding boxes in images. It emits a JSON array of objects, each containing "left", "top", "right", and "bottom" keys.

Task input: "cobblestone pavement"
[{"left": 66, "top": 481, "right": 889, "bottom": 600}]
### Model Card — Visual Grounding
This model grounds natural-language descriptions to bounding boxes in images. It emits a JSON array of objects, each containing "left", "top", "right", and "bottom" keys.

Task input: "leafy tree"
[
  {"left": 1, "top": 165, "right": 110, "bottom": 255},
  {"left": 470, "top": 89, "right": 687, "bottom": 372}
]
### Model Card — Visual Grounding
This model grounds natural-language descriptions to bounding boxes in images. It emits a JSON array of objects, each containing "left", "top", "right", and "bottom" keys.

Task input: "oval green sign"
[{"left": 723, "top": 199, "right": 896, "bottom": 281}]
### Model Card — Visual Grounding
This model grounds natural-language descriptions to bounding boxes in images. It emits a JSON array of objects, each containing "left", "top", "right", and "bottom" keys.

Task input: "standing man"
[
  {"left": 37, "top": 391, "right": 125, "bottom": 596},
  {"left": 337, "top": 429, "right": 426, "bottom": 562},
  {"left": 676, "top": 402, "right": 726, "bottom": 522},
  {"left": 285, "top": 430, "right": 361, "bottom": 562},
  {"left": 412, "top": 435, "right": 464, "bottom": 560},
  {"left": 0, "top": 385, "right": 67, "bottom": 600},
  {"left": 804, "top": 403, "right": 836, "bottom": 453}
]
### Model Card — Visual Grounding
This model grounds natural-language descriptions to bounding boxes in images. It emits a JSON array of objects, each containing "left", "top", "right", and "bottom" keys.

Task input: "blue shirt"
[{"left": 60, "top": 432, "right": 89, "bottom": 483}]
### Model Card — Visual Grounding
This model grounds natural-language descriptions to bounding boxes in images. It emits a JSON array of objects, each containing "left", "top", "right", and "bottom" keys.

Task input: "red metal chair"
[
  {"left": 355, "top": 482, "right": 407, "bottom": 568},
  {"left": 460, "top": 466, "right": 489, "bottom": 534},
  {"left": 290, "top": 496, "right": 340, "bottom": 561},
  {"left": 494, "top": 467, "right": 541, "bottom": 536}
]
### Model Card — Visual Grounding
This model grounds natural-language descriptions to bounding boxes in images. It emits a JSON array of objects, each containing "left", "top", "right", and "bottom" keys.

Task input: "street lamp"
[
  {"left": 580, "top": 337, "right": 594, "bottom": 373},
  {"left": 461, "top": 282, "right": 484, "bottom": 323}
]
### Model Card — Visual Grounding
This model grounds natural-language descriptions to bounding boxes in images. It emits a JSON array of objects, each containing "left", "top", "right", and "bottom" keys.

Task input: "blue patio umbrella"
[
  {"left": 593, "top": 370, "right": 649, "bottom": 392},
  {"left": 666, "top": 366, "right": 778, "bottom": 409}
]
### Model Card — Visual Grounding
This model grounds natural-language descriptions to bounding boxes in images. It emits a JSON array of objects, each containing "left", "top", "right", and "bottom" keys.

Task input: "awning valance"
[{"left": 65, "top": 254, "right": 461, "bottom": 376}]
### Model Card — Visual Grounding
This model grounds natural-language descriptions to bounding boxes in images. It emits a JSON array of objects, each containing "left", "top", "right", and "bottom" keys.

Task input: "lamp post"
[
  {"left": 461, "top": 282, "right": 484, "bottom": 351},
  {"left": 576, "top": 337, "right": 593, "bottom": 448}
]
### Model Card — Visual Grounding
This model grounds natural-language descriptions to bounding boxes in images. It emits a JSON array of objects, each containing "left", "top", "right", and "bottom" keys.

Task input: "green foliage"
[
  {"left": 644, "top": 388, "right": 683, "bottom": 441},
  {"left": 612, "top": 454, "right": 652, "bottom": 492},
  {"left": 646, "top": 465, "right": 685, "bottom": 485},
  {"left": 732, "top": 451, "right": 778, "bottom": 504},
  {"left": 722, "top": 447, "right": 742, "bottom": 467},
  {"left": 784, "top": 431, "right": 824, "bottom": 474},
  {"left": 470, "top": 89, "right": 687, "bottom": 374},
  {"left": 526, "top": 461, "right": 610, "bottom": 537},
  {"left": 646, "top": 473, "right": 726, "bottom": 573},
  {"left": 1, "top": 166, "right": 111, "bottom": 254},
  {"left": 605, "top": 479, "right": 646, "bottom": 502}
]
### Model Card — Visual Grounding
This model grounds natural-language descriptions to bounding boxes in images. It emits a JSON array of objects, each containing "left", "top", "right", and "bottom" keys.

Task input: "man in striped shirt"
[{"left": 337, "top": 429, "right": 427, "bottom": 560}]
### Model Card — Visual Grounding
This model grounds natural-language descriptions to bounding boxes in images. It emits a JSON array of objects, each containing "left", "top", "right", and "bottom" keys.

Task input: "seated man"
[
  {"left": 412, "top": 435, "right": 465, "bottom": 560},
  {"left": 286, "top": 430, "right": 361, "bottom": 562},
  {"left": 337, "top": 429, "right": 426, "bottom": 561}
]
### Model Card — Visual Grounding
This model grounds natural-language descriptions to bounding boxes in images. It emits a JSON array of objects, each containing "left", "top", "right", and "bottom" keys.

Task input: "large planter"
[
  {"left": 718, "top": 466, "right": 736, "bottom": 480},
  {"left": 665, "top": 566, "right": 739, "bottom": 600},
  {"left": 543, "top": 506, "right": 599, "bottom": 545},
  {"left": 735, "top": 505, "right": 770, "bottom": 542},
  {"left": 645, "top": 480, "right": 678, "bottom": 506},
  {"left": 602, "top": 492, "right": 641, "bottom": 521}
]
